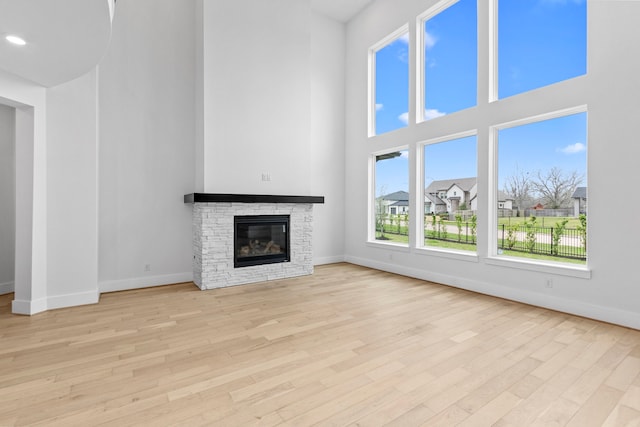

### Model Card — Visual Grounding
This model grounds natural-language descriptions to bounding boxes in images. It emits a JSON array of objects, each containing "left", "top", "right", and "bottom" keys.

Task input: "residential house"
[
  {"left": 424, "top": 177, "right": 513, "bottom": 214},
  {"left": 378, "top": 190, "right": 409, "bottom": 215},
  {"left": 572, "top": 186, "right": 587, "bottom": 216},
  {"left": 424, "top": 177, "right": 476, "bottom": 214}
]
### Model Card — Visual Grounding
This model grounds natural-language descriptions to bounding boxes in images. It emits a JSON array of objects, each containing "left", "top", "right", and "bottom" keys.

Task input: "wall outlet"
[
  {"left": 144, "top": 264, "right": 151, "bottom": 272},
  {"left": 261, "top": 172, "right": 271, "bottom": 182},
  {"left": 545, "top": 278, "right": 553, "bottom": 288}
]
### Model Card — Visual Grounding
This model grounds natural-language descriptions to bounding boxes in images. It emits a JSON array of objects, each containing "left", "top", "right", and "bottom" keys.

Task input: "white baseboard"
[
  {"left": 314, "top": 255, "right": 346, "bottom": 266},
  {"left": 344, "top": 255, "right": 640, "bottom": 331},
  {"left": 47, "top": 289, "right": 100, "bottom": 311},
  {"left": 0, "top": 281, "right": 14, "bottom": 295},
  {"left": 12, "top": 297, "right": 47, "bottom": 315},
  {"left": 99, "top": 272, "right": 194, "bottom": 293},
  {"left": 11, "top": 289, "right": 100, "bottom": 315}
]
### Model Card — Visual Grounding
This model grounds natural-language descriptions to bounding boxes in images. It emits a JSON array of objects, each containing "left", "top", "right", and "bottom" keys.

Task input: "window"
[
  {"left": 496, "top": 109, "right": 587, "bottom": 264},
  {"left": 497, "top": 0, "right": 586, "bottom": 99},
  {"left": 373, "top": 149, "right": 409, "bottom": 245},
  {"left": 370, "top": 28, "right": 409, "bottom": 135},
  {"left": 423, "top": 133, "right": 477, "bottom": 253},
  {"left": 419, "top": 0, "right": 477, "bottom": 121},
  {"left": 364, "top": 2, "right": 587, "bottom": 273}
]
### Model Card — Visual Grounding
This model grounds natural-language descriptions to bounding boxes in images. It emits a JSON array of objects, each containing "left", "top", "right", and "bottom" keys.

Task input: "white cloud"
[
  {"left": 399, "top": 33, "right": 410, "bottom": 44},
  {"left": 424, "top": 31, "right": 437, "bottom": 50},
  {"left": 559, "top": 142, "right": 586, "bottom": 154},
  {"left": 424, "top": 108, "right": 446, "bottom": 120},
  {"left": 376, "top": 103, "right": 384, "bottom": 111},
  {"left": 398, "top": 109, "right": 446, "bottom": 124}
]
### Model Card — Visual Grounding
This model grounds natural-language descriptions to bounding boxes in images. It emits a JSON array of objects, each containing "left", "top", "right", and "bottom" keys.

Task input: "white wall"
[
  {"left": 344, "top": 0, "right": 640, "bottom": 329},
  {"left": 310, "top": 13, "right": 346, "bottom": 264},
  {"left": 198, "top": 0, "right": 312, "bottom": 196},
  {"left": 0, "top": 104, "right": 15, "bottom": 294},
  {"left": 98, "top": 0, "right": 196, "bottom": 292},
  {"left": 197, "top": 1, "right": 346, "bottom": 264},
  {"left": 46, "top": 70, "right": 100, "bottom": 308}
]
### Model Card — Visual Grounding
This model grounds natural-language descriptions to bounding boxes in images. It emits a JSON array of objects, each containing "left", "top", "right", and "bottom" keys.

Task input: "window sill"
[
  {"left": 485, "top": 256, "right": 591, "bottom": 279},
  {"left": 366, "top": 240, "right": 411, "bottom": 252},
  {"left": 415, "top": 247, "right": 479, "bottom": 263}
]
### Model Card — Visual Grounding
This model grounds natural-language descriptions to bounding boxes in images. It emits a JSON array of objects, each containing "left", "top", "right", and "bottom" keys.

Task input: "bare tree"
[
  {"left": 504, "top": 167, "right": 534, "bottom": 215},
  {"left": 532, "top": 167, "right": 583, "bottom": 209}
]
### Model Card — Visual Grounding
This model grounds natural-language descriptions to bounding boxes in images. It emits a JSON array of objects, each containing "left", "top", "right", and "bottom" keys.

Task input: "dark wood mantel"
[{"left": 184, "top": 193, "right": 325, "bottom": 204}]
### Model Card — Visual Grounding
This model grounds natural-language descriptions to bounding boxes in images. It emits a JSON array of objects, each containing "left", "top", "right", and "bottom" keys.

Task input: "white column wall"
[
  {"left": 45, "top": 70, "right": 100, "bottom": 309},
  {"left": 310, "top": 13, "right": 347, "bottom": 265},
  {"left": 0, "top": 70, "right": 48, "bottom": 315},
  {"left": 0, "top": 104, "right": 15, "bottom": 294},
  {"left": 98, "top": 0, "right": 196, "bottom": 292}
]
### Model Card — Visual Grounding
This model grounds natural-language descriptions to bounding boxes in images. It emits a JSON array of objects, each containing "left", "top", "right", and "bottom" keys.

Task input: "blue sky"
[{"left": 375, "top": 0, "right": 587, "bottom": 196}]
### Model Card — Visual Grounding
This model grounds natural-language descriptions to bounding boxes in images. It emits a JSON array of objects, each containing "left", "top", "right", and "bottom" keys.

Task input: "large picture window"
[
  {"left": 496, "top": 110, "right": 587, "bottom": 264},
  {"left": 367, "top": 2, "right": 588, "bottom": 274}
]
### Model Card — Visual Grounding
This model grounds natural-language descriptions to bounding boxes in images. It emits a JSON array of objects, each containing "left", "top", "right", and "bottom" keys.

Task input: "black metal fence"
[
  {"left": 376, "top": 215, "right": 587, "bottom": 261},
  {"left": 497, "top": 224, "right": 586, "bottom": 260}
]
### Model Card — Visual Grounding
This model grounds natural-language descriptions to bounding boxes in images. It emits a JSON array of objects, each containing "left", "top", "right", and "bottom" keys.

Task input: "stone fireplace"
[{"left": 184, "top": 193, "right": 324, "bottom": 290}]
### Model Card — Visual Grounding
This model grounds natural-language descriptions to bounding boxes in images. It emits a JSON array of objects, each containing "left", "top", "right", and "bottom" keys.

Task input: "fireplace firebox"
[{"left": 234, "top": 215, "right": 290, "bottom": 268}]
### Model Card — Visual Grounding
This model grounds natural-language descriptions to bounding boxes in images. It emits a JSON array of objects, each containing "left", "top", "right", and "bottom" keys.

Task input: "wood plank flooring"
[{"left": 0, "top": 263, "right": 639, "bottom": 426}]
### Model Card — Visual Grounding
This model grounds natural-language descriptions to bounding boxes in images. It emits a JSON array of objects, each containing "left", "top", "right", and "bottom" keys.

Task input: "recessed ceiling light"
[{"left": 6, "top": 35, "right": 27, "bottom": 46}]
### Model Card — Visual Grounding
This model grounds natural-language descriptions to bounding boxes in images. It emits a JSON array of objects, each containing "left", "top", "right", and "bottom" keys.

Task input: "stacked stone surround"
[{"left": 192, "top": 202, "right": 314, "bottom": 290}]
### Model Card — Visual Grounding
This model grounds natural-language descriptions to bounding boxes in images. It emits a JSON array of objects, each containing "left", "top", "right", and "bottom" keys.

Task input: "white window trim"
[
  {"left": 368, "top": 24, "right": 410, "bottom": 138},
  {"left": 488, "top": 0, "right": 498, "bottom": 102},
  {"left": 488, "top": 105, "right": 589, "bottom": 273},
  {"left": 485, "top": 256, "right": 591, "bottom": 279}
]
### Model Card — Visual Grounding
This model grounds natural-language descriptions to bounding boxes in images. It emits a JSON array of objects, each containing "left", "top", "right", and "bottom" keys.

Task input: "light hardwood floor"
[{"left": 0, "top": 263, "right": 639, "bottom": 426}]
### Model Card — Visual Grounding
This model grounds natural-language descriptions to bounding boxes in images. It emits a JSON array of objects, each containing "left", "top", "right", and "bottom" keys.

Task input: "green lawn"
[{"left": 497, "top": 216, "right": 582, "bottom": 229}]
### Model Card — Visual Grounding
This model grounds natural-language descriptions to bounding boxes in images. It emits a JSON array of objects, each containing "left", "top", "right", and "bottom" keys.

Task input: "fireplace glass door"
[{"left": 234, "top": 215, "right": 290, "bottom": 268}]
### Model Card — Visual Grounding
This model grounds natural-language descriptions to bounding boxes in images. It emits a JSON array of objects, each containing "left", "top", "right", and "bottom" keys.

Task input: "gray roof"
[
  {"left": 390, "top": 200, "right": 409, "bottom": 207},
  {"left": 498, "top": 190, "right": 513, "bottom": 201},
  {"left": 380, "top": 190, "right": 409, "bottom": 201},
  {"left": 425, "top": 193, "right": 445, "bottom": 205},
  {"left": 572, "top": 186, "right": 587, "bottom": 199},
  {"left": 425, "top": 177, "right": 477, "bottom": 195}
]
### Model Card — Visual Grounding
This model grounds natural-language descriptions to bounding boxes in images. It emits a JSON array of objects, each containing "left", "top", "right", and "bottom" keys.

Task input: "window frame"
[
  {"left": 369, "top": 146, "right": 411, "bottom": 247},
  {"left": 487, "top": 105, "right": 589, "bottom": 275},
  {"left": 490, "top": 0, "right": 587, "bottom": 102},
  {"left": 368, "top": 25, "right": 410, "bottom": 137},
  {"left": 417, "top": 129, "right": 479, "bottom": 260},
  {"left": 416, "top": 0, "right": 478, "bottom": 123}
]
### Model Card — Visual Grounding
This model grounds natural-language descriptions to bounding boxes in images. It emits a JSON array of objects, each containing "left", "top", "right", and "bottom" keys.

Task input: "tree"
[
  {"left": 532, "top": 167, "right": 583, "bottom": 209},
  {"left": 504, "top": 167, "right": 534, "bottom": 215}
]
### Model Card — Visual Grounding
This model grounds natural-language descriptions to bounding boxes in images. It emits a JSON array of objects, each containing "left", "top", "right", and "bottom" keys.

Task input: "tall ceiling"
[
  {"left": 310, "top": 0, "right": 373, "bottom": 23},
  {"left": 0, "top": 0, "right": 370, "bottom": 88}
]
